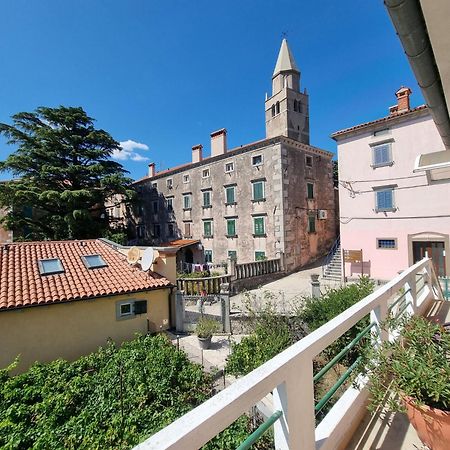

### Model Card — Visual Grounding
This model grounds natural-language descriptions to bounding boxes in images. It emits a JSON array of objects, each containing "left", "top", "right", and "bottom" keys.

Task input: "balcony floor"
[{"left": 346, "top": 299, "right": 449, "bottom": 450}]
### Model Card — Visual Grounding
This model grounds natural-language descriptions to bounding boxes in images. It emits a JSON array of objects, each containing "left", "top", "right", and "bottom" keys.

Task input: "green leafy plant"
[
  {"left": 196, "top": 318, "right": 220, "bottom": 339},
  {"left": 361, "top": 315, "right": 450, "bottom": 412}
]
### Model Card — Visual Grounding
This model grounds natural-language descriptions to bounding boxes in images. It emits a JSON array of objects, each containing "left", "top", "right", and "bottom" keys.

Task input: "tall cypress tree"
[{"left": 0, "top": 106, "right": 134, "bottom": 240}]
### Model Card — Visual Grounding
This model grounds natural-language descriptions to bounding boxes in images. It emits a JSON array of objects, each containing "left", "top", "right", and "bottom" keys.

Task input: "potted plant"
[
  {"left": 195, "top": 317, "right": 219, "bottom": 350},
  {"left": 361, "top": 315, "right": 450, "bottom": 450}
]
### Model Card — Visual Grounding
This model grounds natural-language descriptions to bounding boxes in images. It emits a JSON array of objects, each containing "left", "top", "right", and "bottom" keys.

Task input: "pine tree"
[{"left": 0, "top": 106, "right": 134, "bottom": 240}]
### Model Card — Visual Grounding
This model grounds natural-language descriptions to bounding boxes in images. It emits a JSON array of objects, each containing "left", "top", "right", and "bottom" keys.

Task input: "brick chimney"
[
  {"left": 211, "top": 128, "right": 227, "bottom": 157},
  {"left": 392, "top": 86, "right": 412, "bottom": 114},
  {"left": 192, "top": 144, "right": 203, "bottom": 163},
  {"left": 148, "top": 162, "right": 155, "bottom": 177}
]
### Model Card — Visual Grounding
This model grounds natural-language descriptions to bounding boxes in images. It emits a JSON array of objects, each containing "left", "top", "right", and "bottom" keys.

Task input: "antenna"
[
  {"left": 141, "top": 247, "right": 155, "bottom": 272},
  {"left": 127, "top": 246, "right": 140, "bottom": 264}
]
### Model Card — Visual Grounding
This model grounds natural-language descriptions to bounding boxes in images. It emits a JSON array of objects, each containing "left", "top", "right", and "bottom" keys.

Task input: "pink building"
[{"left": 332, "top": 87, "right": 450, "bottom": 281}]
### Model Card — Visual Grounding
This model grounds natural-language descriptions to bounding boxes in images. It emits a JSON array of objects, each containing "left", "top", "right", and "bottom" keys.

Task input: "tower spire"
[{"left": 273, "top": 39, "right": 299, "bottom": 77}]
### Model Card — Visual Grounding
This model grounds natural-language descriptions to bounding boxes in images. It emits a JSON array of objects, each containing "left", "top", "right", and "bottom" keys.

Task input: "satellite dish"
[
  {"left": 127, "top": 246, "right": 140, "bottom": 264},
  {"left": 141, "top": 247, "right": 155, "bottom": 271}
]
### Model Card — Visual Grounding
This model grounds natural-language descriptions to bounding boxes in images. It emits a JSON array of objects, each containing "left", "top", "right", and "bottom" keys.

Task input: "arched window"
[
  {"left": 294, "top": 100, "right": 298, "bottom": 112},
  {"left": 276, "top": 102, "right": 280, "bottom": 115},
  {"left": 271, "top": 105, "right": 275, "bottom": 117}
]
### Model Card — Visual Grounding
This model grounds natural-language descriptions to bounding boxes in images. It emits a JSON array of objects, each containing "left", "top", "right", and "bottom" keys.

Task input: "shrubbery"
[{"left": 0, "top": 334, "right": 258, "bottom": 449}]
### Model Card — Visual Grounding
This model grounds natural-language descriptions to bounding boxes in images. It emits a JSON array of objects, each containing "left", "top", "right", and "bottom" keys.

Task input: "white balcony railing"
[{"left": 135, "top": 258, "right": 443, "bottom": 450}]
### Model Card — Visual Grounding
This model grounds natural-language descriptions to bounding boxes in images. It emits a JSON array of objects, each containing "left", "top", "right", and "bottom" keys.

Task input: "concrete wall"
[
  {"left": 0, "top": 288, "right": 171, "bottom": 372},
  {"left": 338, "top": 110, "right": 450, "bottom": 280}
]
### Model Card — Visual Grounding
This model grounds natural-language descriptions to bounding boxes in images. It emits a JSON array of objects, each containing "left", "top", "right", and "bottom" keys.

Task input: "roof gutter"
[{"left": 384, "top": 0, "right": 450, "bottom": 149}]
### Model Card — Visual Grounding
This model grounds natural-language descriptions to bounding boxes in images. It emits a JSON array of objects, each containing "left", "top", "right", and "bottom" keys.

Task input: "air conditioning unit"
[{"left": 318, "top": 210, "right": 327, "bottom": 220}]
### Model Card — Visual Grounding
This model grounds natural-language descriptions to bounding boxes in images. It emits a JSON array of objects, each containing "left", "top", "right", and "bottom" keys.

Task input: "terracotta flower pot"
[{"left": 404, "top": 396, "right": 450, "bottom": 450}]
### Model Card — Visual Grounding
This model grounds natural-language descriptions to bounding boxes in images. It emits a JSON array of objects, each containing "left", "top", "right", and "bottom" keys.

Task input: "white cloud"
[{"left": 112, "top": 139, "right": 150, "bottom": 162}]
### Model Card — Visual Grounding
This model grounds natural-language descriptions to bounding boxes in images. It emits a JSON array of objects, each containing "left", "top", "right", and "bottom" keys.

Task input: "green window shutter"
[
  {"left": 226, "top": 187, "right": 235, "bottom": 204},
  {"left": 227, "top": 219, "right": 236, "bottom": 236},
  {"left": 255, "top": 251, "right": 266, "bottom": 261},
  {"left": 203, "top": 191, "right": 211, "bottom": 207},
  {"left": 254, "top": 217, "right": 265, "bottom": 235},
  {"left": 308, "top": 215, "right": 316, "bottom": 233},
  {"left": 253, "top": 181, "right": 264, "bottom": 200},
  {"left": 204, "top": 221, "right": 212, "bottom": 236},
  {"left": 307, "top": 183, "right": 314, "bottom": 199}
]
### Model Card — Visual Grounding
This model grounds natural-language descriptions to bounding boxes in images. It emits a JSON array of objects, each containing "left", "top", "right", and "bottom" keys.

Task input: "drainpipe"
[{"left": 384, "top": 0, "right": 450, "bottom": 149}]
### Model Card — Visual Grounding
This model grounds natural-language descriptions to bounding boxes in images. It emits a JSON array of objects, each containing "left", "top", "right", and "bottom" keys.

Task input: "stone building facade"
[{"left": 132, "top": 40, "right": 336, "bottom": 272}]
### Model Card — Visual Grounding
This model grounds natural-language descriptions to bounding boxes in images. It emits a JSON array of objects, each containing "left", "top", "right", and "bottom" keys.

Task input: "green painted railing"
[
  {"left": 313, "top": 320, "right": 375, "bottom": 415},
  {"left": 236, "top": 410, "right": 283, "bottom": 450}
]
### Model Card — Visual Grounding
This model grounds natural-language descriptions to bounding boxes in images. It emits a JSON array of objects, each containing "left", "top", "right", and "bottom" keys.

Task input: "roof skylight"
[
  {"left": 82, "top": 254, "right": 108, "bottom": 269},
  {"left": 38, "top": 258, "right": 65, "bottom": 276}
]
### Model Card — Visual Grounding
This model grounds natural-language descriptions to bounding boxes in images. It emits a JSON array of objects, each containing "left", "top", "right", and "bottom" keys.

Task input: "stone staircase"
[{"left": 322, "top": 241, "right": 342, "bottom": 281}]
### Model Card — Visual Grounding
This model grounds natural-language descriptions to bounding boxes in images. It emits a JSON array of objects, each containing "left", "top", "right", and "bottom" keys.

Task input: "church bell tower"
[{"left": 265, "top": 39, "right": 310, "bottom": 144}]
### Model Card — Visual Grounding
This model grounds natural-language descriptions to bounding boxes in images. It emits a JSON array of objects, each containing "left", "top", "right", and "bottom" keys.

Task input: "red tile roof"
[
  {"left": 0, "top": 240, "right": 171, "bottom": 311},
  {"left": 331, "top": 105, "right": 428, "bottom": 139}
]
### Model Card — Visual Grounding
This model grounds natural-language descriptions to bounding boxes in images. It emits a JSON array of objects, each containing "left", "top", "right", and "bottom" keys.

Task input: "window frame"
[
  {"left": 308, "top": 213, "right": 316, "bottom": 233},
  {"left": 38, "top": 258, "right": 65, "bottom": 276},
  {"left": 184, "top": 222, "right": 192, "bottom": 238},
  {"left": 225, "top": 161, "right": 235, "bottom": 173},
  {"left": 183, "top": 194, "right": 192, "bottom": 210},
  {"left": 168, "top": 223, "right": 175, "bottom": 237},
  {"left": 202, "top": 190, "right": 212, "bottom": 208},
  {"left": 305, "top": 155, "right": 313, "bottom": 168},
  {"left": 255, "top": 251, "right": 266, "bottom": 261},
  {"left": 225, "top": 185, "right": 236, "bottom": 204},
  {"left": 307, "top": 182, "right": 314, "bottom": 200},
  {"left": 376, "top": 238, "right": 397, "bottom": 250},
  {"left": 167, "top": 197, "right": 174, "bottom": 212},
  {"left": 375, "top": 187, "right": 396, "bottom": 212},
  {"left": 228, "top": 250, "right": 237, "bottom": 261},
  {"left": 203, "top": 220, "right": 213, "bottom": 238},
  {"left": 81, "top": 254, "right": 108, "bottom": 270},
  {"left": 202, "top": 168, "right": 210, "bottom": 178},
  {"left": 253, "top": 216, "right": 266, "bottom": 237},
  {"left": 252, "top": 154, "right": 263, "bottom": 167},
  {"left": 226, "top": 218, "right": 236, "bottom": 237},
  {"left": 371, "top": 142, "right": 393, "bottom": 168},
  {"left": 166, "top": 178, "right": 173, "bottom": 189},
  {"left": 252, "top": 180, "right": 265, "bottom": 201},
  {"left": 183, "top": 174, "right": 190, "bottom": 183},
  {"left": 204, "top": 249, "right": 213, "bottom": 263}
]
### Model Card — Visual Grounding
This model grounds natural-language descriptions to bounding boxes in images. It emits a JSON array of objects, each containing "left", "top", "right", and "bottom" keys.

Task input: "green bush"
[
  {"left": 297, "top": 277, "right": 374, "bottom": 362},
  {"left": 0, "top": 334, "right": 214, "bottom": 449}
]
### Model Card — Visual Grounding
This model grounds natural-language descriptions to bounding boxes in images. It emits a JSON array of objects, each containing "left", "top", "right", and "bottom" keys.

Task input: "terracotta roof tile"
[{"left": 0, "top": 239, "right": 171, "bottom": 311}]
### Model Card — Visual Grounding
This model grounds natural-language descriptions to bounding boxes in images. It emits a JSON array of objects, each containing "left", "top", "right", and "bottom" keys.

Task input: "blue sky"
[{"left": 0, "top": 0, "right": 422, "bottom": 181}]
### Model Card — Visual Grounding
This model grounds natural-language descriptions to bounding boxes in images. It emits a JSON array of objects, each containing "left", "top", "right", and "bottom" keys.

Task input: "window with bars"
[
  {"left": 225, "top": 186, "right": 235, "bottom": 204},
  {"left": 226, "top": 219, "right": 236, "bottom": 237},
  {"left": 253, "top": 216, "right": 265, "bottom": 236},
  {"left": 252, "top": 181, "right": 265, "bottom": 201}
]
